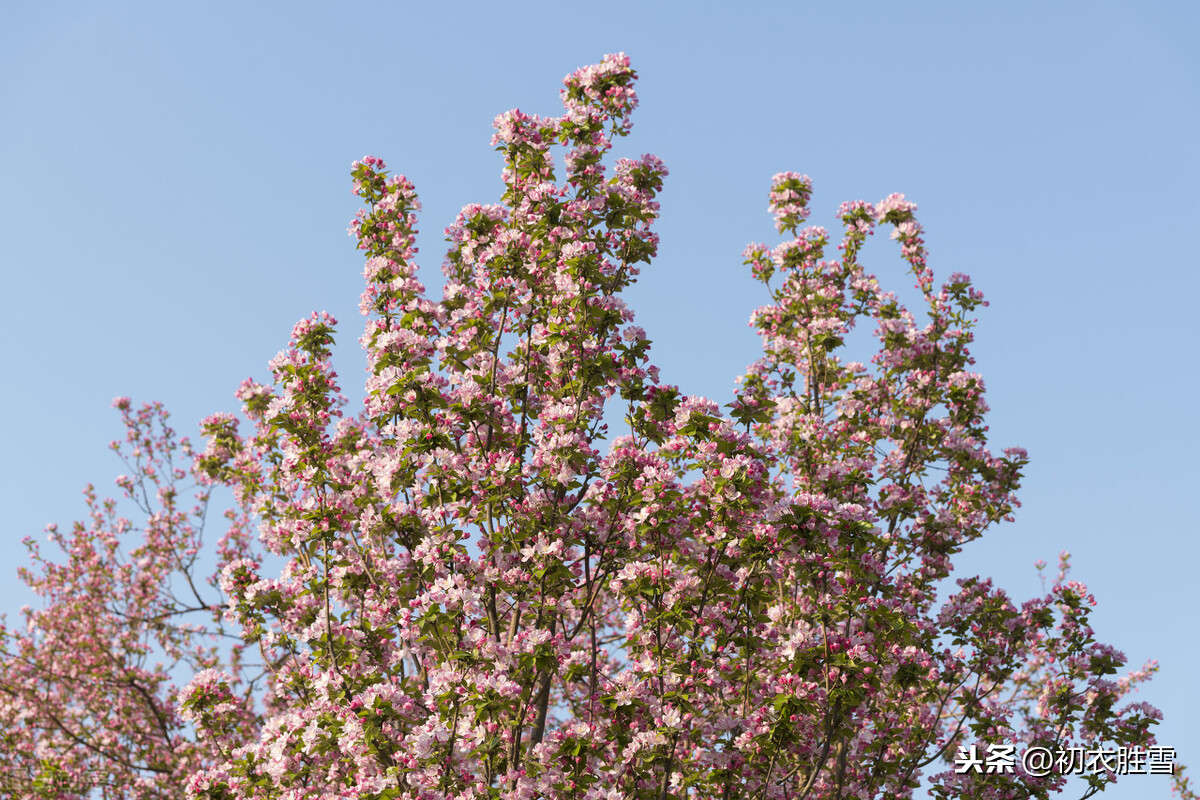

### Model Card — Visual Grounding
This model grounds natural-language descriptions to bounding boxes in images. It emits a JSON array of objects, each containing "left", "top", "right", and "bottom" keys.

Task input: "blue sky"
[{"left": 2, "top": 2, "right": 1196, "bottom": 796}]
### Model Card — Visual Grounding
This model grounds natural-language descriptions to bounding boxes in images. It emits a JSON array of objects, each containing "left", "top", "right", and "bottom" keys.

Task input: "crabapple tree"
[{"left": 0, "top": 54, "right": 1176, "bottom": 800}]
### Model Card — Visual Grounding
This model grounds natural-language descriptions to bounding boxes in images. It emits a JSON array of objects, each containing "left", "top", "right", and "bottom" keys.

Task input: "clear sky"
[{"left": 2, "top": 2, "right": 1196, "bottom": 796}]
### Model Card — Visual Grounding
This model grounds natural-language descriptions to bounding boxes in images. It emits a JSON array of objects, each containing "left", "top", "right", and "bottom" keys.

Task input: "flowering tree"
[
  {"left": 0, "top": 54, "right": 1179, "bottom": 799},
  {"left": 0, "top": 400, "right": 258, "bottom": 796}
]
